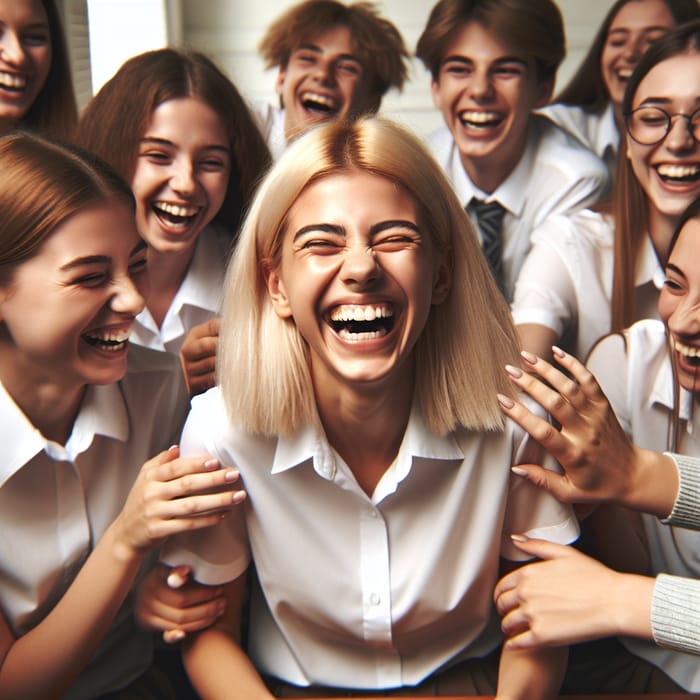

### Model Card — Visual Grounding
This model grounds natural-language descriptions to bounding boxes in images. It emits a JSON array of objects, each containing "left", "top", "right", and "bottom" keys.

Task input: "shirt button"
[{"left": 369, "top": 592, "right": 381, "bottom": 606}]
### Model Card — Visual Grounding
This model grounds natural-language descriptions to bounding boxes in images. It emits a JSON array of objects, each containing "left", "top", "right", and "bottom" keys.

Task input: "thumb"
[{"left": 512, "top": 464, "right": 576, "bottom": 503}]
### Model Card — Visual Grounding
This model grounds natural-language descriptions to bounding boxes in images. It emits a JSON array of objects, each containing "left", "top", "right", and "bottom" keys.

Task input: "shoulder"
[
  {"left": 532, "top": 114, "right": 607, "bottom": 176},
  {"left": 589, "top": 319, "right": 667, "bottom": 371},
  {"left": 424, "top": 125, "right": 454, "bottom": 161}
]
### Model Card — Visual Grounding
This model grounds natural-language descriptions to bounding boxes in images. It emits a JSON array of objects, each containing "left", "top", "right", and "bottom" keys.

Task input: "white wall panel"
[{"left": 180, "top": 0, "right": 618, "bottom": 136}]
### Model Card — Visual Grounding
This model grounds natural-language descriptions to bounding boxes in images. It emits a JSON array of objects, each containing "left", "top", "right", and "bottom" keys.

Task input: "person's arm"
[
  {"left": 495, "top": 559, "right": 567, "bottom": 699},
  {"left": 134, "top": 563, "right": 227, "bottom": 643},
  {"left": 182, "top": 572, "right": 273, "bottom": 700},
  {"left": 652, "top": 574, "right": 700, "bottom": 654},
  {"left": 497, "top": 347, "right": 680, "bottom": 518},
  {"left": 180, "top": 318, "right": 219, "bottom": 397},
  {"left": 494, "top": 537, "right": 655, "bottom": 651},
  {"left": 0, "top": 447, "right": 244, "bottom": 699}
]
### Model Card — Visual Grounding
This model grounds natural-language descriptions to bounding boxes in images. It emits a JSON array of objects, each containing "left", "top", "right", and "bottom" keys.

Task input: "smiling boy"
[
  {"left": 417, "top": 0, "right": 610, "bottom": 300},
  {"left": 257, "top": 0, "right": 408, "bottom": 159}
]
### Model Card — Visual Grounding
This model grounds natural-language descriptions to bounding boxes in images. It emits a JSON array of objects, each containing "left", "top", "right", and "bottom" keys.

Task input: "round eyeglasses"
[{"left": 625, "top": 105, "right": 700, "bottom": 146}]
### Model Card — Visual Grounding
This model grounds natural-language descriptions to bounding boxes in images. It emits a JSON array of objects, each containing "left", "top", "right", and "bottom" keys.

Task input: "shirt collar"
[
  {"left": 636, "top": 234, "right": 666, "bottom": 291},
  {"left": 596, "top": 102, "right": 619, "bottom": 158},
  {"left": 449, "top": 119, "right": 538, "bottom": 218},
  {"left": 269, "top": 406, "right": 465, "bottom": 484},
  {"left": 0, "top": 380, "right": 129, "bottom": 487}
]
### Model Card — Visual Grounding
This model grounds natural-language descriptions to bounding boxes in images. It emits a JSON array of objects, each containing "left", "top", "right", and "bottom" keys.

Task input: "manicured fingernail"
[
  {"left": 497, "top": 393, "right": 514, "bottom": 409},
  {"left": 168, "top": 444, "right": 179, "bottom": 452},
  {"left": 217, "top": 601, "right": 227, "bottom": 616},
  {"left": 505, "top": 364, "right": 523, "bottom": 379},
  {"left": 520, "top": 350, "right": 537, "bottom": 365},
  {"left": 224, "top": 469, "right": 239, "bottom": 482},
  {"left": 204, "top": 459, "right": 220, "bottom": 470},
  {"left": 510, "top": 534, "right": 528, "bottom": 543},
  {"left": 232, "top": 489, "right": 246, "bottom": 504},
  {"left": 167, "top": 571, "right": 187, "bottom": 589},
  {"left": 511, "top": 466, "right": 528, "bottom": 477},
  {"left": 552, "top": 345, "right": 565, "bottom": 358},
  {"left": 164, "top": 629, "right": 185, "bottom": 644}
]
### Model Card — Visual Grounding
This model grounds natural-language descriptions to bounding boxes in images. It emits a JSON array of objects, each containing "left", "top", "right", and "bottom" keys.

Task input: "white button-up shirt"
[
  {"left": 588, "top": 320, "right": 700, "bottom": 692},
  {"left": 0, "top": 346, "right": 188, "bottom": 699},
  {"left": 426, "top": 114, "right": 609, "bottom": 301},
  {"left": 539, "top": 101, "right": 619, "bottom": 176},
  {"left": 131, "top": 225, "right": 230, "bottom": 354},
  {"left": 164, "top": 388, "right": 578, "bottom": 690},
  {"left": 512, "top": 210, "right": 664, "bottom": 360}
]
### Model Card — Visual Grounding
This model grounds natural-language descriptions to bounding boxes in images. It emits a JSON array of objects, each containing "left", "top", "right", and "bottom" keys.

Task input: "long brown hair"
[
  {"left": 76, "top": 48, "right": 271, "bottom": 236},
  {"left": 18, "top": 0, "right": 78, "bottom": 140},
  {"left": 611, "top": 20, "right": 700, "bottom": 331},
  {"left": 554, "top": 0, "right": 699, "bottom": 112},
  {"left": 0, "top": 132, "right": 134, "bottom": 285}
]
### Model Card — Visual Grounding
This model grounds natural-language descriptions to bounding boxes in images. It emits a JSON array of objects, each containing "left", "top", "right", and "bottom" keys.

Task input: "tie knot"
[{"left": 468, "top": 198, "right": 506, "bottom": 225}]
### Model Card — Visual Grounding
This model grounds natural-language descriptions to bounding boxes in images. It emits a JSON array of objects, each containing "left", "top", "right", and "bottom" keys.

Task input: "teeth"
[
  {"left": 300, "top": 91, "right": 338, "bottom": 110},
  {"left": 153, "top": 201, "right": 199, "bottom": 218},
  {"left": 459, "top": 110, "right": 500, "bottom": 125},
  {"left": 338, "top": 328, "right": 388, "bottom": 341},
  {"left": 657, "top": 163, "right": 700, "bottom": 179},
  {"left": 616, "top": 69, "right": 632, "bottom": 80},
  {"left": 330, "top": 304, "right": 393, "bottom": 322},
  {"left": 84, "top": 328, "right": 131, "bottom": 351},
  {"left": 0, "top": 71, "right": 27, "bottom": 89},
  {"left": 674, "top": 338, "right": 700, "bottom": 358}
]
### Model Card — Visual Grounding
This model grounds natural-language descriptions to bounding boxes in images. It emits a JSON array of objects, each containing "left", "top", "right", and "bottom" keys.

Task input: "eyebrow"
[
  {"left": 292, "top": 219, "right": 420, "bottom": 242},
  {"left": 59, "top": 241, "right": 148, "bottom": 272},
  {"left": 441, "top": 55, "right": 527, "bottom": 68},
  {"left": 666, "top": 262, "right": 686, "bottom": 277},
  {"left": 139, "top": 137, "right": 230, "bottom": 154},
  {"left": 295, "top": 43, "right": 361, "bottom": 63},
  {"left": 637, "top": 97, "right": 700, "bottom": 108}
]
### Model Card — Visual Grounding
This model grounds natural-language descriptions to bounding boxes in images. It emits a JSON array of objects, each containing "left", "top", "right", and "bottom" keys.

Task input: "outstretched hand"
[
  {"left": 180, "top": 318, "right": 219, "bottom": 397},
  {"left": 494, "top": 536, "right": 654, "bottom": 649},
  {"left": 497, "top": 347, "right": 676, "bottom": 515}
]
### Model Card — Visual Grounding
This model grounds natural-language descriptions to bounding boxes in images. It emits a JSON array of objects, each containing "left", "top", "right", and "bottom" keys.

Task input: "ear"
[
  {"left": 534, "top": 77, "right": 554, "bottom": 109},
  {"left": 431, "top": 78, "right": 443, "bottom": 110},
  {"left": 264, "top": 264, "right": 293, "bottom": 319},
  {"left": 431, "top": 250, "right": 452, "bottom": 306},
  {"left": 275, "top": 67, "right": 287, "bottom": 107}
]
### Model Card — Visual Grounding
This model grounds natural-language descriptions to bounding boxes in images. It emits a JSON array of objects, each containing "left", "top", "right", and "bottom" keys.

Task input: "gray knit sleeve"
[
  {"left": 652, "top": 574, "right": 700, "bottom": 655},
  {"left": 660, "top": 453, "right": 700, "bottom": 530}
]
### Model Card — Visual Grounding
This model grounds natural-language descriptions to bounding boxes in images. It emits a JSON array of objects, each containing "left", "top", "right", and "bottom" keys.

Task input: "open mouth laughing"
[
  {"left": 82, "top": 327, "right": 132, "bottom": 353},
  {"left": 152, "top": 201, "right": 201, "bottom": 229},
  {"left": 673, "top": 337, "right": 700, "bottom": 367},
  {"left": 0, "top": 70, "right": 28, "bottom": 93},
  {"left": 656, "top": 163, "right": 700, "bottom": 184},
  {"left": 300, "top": 91, "right": 339, "bottom": 116},
  {"left": 458, "top": 110, "right": 503, "bottom": 131},
  {"left": 328, "top": 303, "right": 395, "bottom": 341}
]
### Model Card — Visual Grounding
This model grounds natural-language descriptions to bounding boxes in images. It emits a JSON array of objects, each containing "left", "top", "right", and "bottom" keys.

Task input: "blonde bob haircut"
[{"left": 218, "top": 117, "right": 519, "bottom": 437}]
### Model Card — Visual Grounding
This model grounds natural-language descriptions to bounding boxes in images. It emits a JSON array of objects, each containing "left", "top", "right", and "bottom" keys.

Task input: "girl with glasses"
[
  {"left": 513, "top": 20, "right": 700, "bottom": 363},
  {"left": 541, "top": 0, "right": 699, "bottom": 180}
]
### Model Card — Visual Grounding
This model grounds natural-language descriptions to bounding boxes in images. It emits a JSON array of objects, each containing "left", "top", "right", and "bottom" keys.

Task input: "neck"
[
  {"left": 0, "top": 349, "right": 85, "bottom": 445},
  {"left": 145, "top": 246, "right": 195, "bottom": 328},
  {"left": 313, "top": 371, "right": 414, "bottom": 498},
  {"left": 460, "top": 140, "right": 527, "bottom": 196}
]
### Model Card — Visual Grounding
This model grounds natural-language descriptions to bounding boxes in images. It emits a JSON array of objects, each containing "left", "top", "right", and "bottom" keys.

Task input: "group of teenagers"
[{"left": 4, "top": 0, "right": 700, "bottom": 697}]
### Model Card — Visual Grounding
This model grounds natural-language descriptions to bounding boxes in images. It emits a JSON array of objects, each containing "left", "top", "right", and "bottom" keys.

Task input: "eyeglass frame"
[{"left": 624, "top": 105, "right": 700, "bottom": 146}]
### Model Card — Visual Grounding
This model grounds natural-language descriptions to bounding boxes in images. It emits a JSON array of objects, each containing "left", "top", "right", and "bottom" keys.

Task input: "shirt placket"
[{"left": 359, "top": 504, "right": 401, "bottom": 687}]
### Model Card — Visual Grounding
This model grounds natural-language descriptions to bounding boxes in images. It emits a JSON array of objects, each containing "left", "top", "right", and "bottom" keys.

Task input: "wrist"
[
  {"left": 612, "top": 573, "right": 654, "bottom": 639},
  {"left": 104, "top": 518, "right": 149, "bottom": 566},
  {"left": 622, "top": 447, "right": 678, "bottom": 518}
]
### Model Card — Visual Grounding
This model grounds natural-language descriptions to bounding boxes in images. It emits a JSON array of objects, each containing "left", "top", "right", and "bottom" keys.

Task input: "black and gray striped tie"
[{"left": 468, "top": 198, "right": 506, "bottom": 296}]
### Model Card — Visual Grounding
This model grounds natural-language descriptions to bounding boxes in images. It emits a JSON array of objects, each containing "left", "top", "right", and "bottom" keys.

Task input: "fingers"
[
  {"left": 510, "top": 463, "right": 578, "bottom": 503},
  {"left": 181, "top": 319, "right": 219, "bottom": 361}
]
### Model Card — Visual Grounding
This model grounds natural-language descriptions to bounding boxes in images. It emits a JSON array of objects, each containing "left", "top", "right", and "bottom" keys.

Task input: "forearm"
[
  {"left": 183, "top": 626, "right": 272, "bottom": 700},
  {"left": 619, "top": 448, "right": 680, "bottom": 519},
  {"left": 0, "top": 522, "right": 146, "bottom": 699},
  {"left": 497, "top": 645, "right": 566, "bottom": 700}
]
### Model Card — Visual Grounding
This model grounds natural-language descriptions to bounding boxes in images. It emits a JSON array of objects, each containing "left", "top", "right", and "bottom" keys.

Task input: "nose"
[
  {"left": 111, "top": 274, "right": 146, "bottom": 316},
  {"left": 468, "top": 68, "right": 493, "bottom": 101},
  {"left": 622, "top": 36, "right": 643, "bottom": 64},
  {"left": 664, "top": 114, "right": 696, "bottom": 153},
  {"left": 169, "top": 158, "right": 196, "bottom": 195},
  {"left": 667, "top": 295, "right": 700, "bottom": 339},
  {"left": 313, "top": 58, "right": 336, "bottom": 86},
  {"left": 339, "top": 241, "right": 380, "bottom": 288},
  {"left": 0, "top": 30, "right": 27, "bottom": 66}
]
